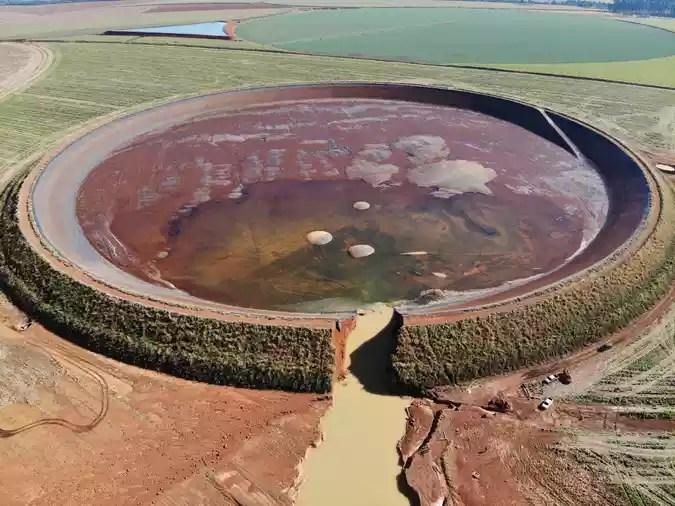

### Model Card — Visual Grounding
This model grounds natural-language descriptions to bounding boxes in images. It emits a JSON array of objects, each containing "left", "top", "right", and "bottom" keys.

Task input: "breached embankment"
[{"left": 296, "top": 303, "right": 411, "bottom": 505}]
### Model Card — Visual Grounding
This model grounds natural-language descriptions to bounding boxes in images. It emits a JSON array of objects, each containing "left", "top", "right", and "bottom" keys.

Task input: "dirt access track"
[{"left": 0, "top": 43, "right": 52, "bottom": 101}]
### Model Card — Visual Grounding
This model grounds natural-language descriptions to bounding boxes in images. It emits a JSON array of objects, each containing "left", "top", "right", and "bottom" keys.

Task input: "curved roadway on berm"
[{"left": 24, "top": 84, "right": 652, "bottom": 321}]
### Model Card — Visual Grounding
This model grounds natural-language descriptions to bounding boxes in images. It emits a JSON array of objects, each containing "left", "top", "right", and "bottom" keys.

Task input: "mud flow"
[{"left": 76, "top": 98, "right": 609, "bottom": 312}]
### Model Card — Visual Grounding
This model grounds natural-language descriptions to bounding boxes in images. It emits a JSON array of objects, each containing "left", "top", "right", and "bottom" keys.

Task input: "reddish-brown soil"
[
  {"left": 226, "top": 20, "right": 238, "bottom": 38},
  {"left": 397, "top": 280, "right": 675, "bottom": 505},
  {"left": 0, "top": 320, "right": 328, "bottom": 506},
  {"left": 399, "top": 393, "right": 675, "bottom": 506},
  {"left": 398, "top": 403, "right": 623, "bottom": 506},
  {"left": 332, "top": 315, "right": 355, "bottom": 379}
]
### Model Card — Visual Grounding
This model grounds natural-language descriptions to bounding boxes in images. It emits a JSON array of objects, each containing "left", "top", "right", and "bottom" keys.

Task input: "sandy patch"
[
  {"left": 408, "top": 159, "right": 497, "bottom": 197},
  {"left": 346, "top": 158, "right": 399, "bottom": 186}
]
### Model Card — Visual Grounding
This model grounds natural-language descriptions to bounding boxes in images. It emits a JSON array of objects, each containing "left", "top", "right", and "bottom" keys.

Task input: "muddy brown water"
[
  {"left": 76, "top": 98, "right": 609, "bottom": 312},
  {"left": 297, "top": 304, "right": 411, "bottom": 506}
]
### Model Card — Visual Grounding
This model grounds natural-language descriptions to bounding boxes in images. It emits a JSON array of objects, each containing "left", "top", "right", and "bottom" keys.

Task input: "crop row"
[
  {"left": 0, "top": 177, "right": 334, "bottom": 392},
  {"left": 392, "top": 182, "right": 675, "bottom": 391},
  {"left": 3, "top": 41, "right": 673, "bottom": 172},
  {"left": 570, "top": 443, "right": 675, "bottom": 505}
]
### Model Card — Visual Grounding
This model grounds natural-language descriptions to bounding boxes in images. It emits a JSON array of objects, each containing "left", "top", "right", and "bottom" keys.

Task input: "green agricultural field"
[
  {"left": 236, "top": 8, "right": 675, "bottom": 65},
  {"left": 1, "top": 40, "right": 673, "bottom": 176},
  {"left": 624, "top": 16, "right": 675, "bottom": 33},
  {"left": 492, "top": 54, "right": 675, "bottom": 88}
]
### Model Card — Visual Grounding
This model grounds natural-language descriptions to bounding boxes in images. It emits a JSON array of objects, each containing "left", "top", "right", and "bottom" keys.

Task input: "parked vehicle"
[
  {"left": 598, "top": 343, "right": 613, "bottom": 352},
  {"left": 542, "top": 374, "right": 557, "bottom": 385},
  {"left": 539, "top": 397, "right": 554, "bottom": 410},
  {"left": 13, "top": 320, "right": 32, "bottom": 332}
]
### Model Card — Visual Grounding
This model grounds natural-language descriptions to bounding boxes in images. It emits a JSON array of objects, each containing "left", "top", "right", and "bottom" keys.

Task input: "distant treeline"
[
  {"left": 0, "top": 0, "right": 115, "bottom": 5},
  {"left": 437, "top": 0, "right": 675, "bottom": 16},
  {"left": 610, "top": 0, "right": 675, "bottom": 16}
]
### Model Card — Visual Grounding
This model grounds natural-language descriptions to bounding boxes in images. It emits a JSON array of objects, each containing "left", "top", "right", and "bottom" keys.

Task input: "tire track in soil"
[
  {"left": 0, "top": 330, "right": 109, "bottom": 437},
  {"left": 0, "top": 43, "right": 53, "bottom": 102}
]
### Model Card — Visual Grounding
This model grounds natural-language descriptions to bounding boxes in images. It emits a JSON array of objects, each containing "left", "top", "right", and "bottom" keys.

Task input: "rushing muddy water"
[
  {"left": 76, "top": 98, "right": 610, "bottom": 312},
  {"left": 297, "top": 304, "right": 411, "bottom": 506}
]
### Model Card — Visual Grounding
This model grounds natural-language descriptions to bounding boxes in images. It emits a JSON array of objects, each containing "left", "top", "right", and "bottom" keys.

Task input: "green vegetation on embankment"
[
  {"left": 0, "top": 178, "right": 333, "bottom": 392},
  {"left": 392, "top": 185, "right": 675, "bottom": 391}
]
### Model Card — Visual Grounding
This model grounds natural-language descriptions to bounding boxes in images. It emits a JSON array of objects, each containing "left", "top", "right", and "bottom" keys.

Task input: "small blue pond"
[{"left": 116, "top": 21, "right": 228, "bottom": 38}]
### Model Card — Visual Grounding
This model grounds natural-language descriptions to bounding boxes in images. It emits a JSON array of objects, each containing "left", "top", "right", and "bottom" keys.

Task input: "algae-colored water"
[
  {"left": 148, "top": 179, "right": 582, "bottom": 311},
  {"left": 297, "top": 304, "right": 411, "bottom": 506}
]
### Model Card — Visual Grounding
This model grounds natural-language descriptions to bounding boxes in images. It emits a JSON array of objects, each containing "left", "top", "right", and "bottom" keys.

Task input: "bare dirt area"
[
  {"left": 397, "top": 282, "right": 675, "bottom": 505},
  {"left": 399, "top": 402, "right": 625, "bottom": 506},
  {"left": 0, "top": 43, "right": 52, "bottom": 101},
  {"left": 0, "top": 2, "right": 290, "bottom": 39},
  {"left": 0, "top": 317, "right": 328, "bottom": 506},
  {"left": 145, "top": 3, "right": 288, "bottom": 13}
]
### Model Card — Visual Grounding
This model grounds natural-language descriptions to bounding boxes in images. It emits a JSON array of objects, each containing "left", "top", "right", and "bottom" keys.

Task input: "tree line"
[{"left": 610, "top": 0, "right": 675, "bottom": 16}]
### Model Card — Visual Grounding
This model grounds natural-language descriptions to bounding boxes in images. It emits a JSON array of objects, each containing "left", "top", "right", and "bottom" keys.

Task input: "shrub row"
[
  {"left": 0, "top": 177, "right": 333, "bottom": 392},
  {"left": 393, "top": 187, "right": 675, "bottom": 392}
]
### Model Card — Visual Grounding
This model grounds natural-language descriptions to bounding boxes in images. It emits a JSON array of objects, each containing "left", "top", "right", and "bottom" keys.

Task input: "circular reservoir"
[{"left": 29, "top": 84, "right": 651, "bottom": 314}]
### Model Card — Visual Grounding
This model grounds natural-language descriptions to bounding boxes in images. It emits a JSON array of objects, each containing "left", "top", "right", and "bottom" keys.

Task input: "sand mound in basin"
[
  {"left": 348, "top": 244, "right": 375, "bottom": 258},
  {"left": 346, "top": 159, "right": 399, "bottom": 187},
  {"left": 408, "top": 159, "right": 497, "bottom": 198},
  {"left": 307, "top": 231, "right": 333, "bottom": 245},
  {"left": 394, "top": 135, "right": 449, "bottom": 164}
]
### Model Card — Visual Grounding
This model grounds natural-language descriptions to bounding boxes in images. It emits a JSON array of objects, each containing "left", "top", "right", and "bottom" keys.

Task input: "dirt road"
[{"left": 0, "top": 43, "right": 52, "bottom": 101}]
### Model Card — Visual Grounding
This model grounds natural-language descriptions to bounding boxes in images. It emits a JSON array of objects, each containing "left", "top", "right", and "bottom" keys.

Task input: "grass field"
[
  {"left": 574, "top": 298, "right": 675, "bottom": 410},
  {"left": 624, "top": 16, "right": 675, "bottom": 33},
  {"left": 569, "top": 436, "right": 675, "bottom": 505},
  {"left": 236, "top": 8, "right": 675, "bottom": 65},
  {"left": 1, "top": 40, "right": 673, "bottom": 176},
  {"left": 493, "top": 54, "right": 675, "bottom": 89}
]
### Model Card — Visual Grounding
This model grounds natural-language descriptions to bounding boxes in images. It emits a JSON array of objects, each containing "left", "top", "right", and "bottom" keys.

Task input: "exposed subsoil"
[
  {"left": 226, "top": 20, "right": 238, "bottom": 38},
  {"left": 0, "top": 318, "right": 328, "bottom": 506},
  {"left": 399, "top": 280, "right": 675, "bottom": 505},
  {"left": 399, "top": 401, "right": 619, "bottom": 506}
]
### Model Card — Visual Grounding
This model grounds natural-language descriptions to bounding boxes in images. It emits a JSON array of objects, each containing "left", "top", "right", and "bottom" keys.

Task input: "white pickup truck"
[{"left": 539, "top": 397, "right": 554, "bottom": 410}]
